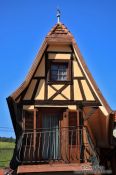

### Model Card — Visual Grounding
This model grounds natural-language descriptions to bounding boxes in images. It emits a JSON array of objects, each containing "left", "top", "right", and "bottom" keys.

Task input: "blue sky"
[{"left": 0, "top": 0, "right": 116, "bottom": 137}]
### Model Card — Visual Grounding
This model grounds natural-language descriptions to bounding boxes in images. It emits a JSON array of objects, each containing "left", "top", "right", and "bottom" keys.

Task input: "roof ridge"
[{"left": 47, "top": 23, "right": 73, "bottom": 38}]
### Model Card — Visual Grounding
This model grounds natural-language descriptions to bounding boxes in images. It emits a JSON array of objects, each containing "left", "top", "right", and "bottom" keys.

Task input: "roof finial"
[{"left": 57, "top": 9, "right": 61, "bottom": 24}]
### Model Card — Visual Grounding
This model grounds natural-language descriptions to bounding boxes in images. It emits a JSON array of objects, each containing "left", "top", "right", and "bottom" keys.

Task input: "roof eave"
[
  {"left": 72, "top": 40, "right": 112, "bottom": 114},
  {"left": 10, "top": 39, "right": 48, "bottom": 100}
]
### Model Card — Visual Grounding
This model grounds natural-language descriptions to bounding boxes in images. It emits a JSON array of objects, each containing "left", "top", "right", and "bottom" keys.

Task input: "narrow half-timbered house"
[{"left": 7, "top": 20, "right": 116, "bottom": 174}]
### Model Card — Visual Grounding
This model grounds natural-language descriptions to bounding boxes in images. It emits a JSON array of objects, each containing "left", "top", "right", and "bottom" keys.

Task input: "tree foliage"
[{"left": 0, "top": 136, "right": 15, "bottom": 143}]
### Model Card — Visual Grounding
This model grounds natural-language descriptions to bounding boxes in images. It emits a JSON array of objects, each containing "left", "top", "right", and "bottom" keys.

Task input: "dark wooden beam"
[
  {"left": 78, "top": 79, "right": 86, "bottom": 101},
  {"left": 33, "top": 77, "right": 45, "bottom": 79},
  {"left": 47, "top": 51, "right": 72, "bottom": 54},
  {"left": 19, "top": 100, "right": 101, "bottom": 106},
  {"left": 31, "top": 79, "right": 40, "bottom": 100},
  {"left": 73, "top": 77, "right": 85, "bottom": 80},
  {"left": 44, "top": 52, "right": 48, "bottom": 100},
  {"left": 47, "top": 81, "right": 71, "bottom": 85},
  {"left": 70, "top": 53, "right": 74, "bottom": 100}
]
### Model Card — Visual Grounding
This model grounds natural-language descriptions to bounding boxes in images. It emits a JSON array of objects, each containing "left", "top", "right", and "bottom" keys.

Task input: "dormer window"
[
  {"left": 51, "top": 63, "right": 68, "bottom": 81},
  {"left": 48, "top": 60, "right": 71, "bottom": 83}
]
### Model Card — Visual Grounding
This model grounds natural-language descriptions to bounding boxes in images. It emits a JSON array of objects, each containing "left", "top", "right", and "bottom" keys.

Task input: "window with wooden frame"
[
  {"left": 23, "top": 110, "right": 34, "bottom": 132},
  {"left": 48, "top": 60, "right": 71, "bottom": 83},
  {"left": 23, "top": 110, "right": 34, "bottom": 146}
]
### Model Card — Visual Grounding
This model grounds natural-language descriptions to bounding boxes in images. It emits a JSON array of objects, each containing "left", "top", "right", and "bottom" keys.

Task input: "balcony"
[{"left": 16, "top": 126, "right": 99, "bottom": 165}]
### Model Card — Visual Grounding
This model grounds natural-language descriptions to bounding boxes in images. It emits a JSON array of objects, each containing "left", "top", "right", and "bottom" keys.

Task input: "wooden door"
[
  {"left": 61, "top": 110, "right": 81, "bottom": 163},
  {"left": 60, "top": 110, "right": 69, "bottom": 162},
  {"left": 68, "top": 111, "right": 80, "bottom": 162}
]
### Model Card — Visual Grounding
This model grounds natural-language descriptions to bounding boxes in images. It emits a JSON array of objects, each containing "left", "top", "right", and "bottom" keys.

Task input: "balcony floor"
[{"left": 17, "top": 163, "right": 93, "bottom": 174}]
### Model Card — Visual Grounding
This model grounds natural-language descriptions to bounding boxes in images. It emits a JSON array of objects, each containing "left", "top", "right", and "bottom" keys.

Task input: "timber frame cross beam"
[{"left": 49, "top": 84, "right": 69, "bottom": 100}]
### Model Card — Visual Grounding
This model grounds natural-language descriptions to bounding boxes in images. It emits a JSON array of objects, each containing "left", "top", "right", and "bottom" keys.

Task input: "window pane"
[
  {"left": 51, "top": 65, "right": 58, "bottom": 71},
  {"left": 57, "top": 75, "right": 67, "bottom": 81},
  {"left": 58, "top": 75, "right": 62, "bottom": 80},
  {"left": 51, "top": 75, "right": 58, "bottom": 81},
  {"left": 58, "top": 70, "right": 67, "bottom": 75},
  {"left": 59, "top": 65, "right": 67, "bottom": 69},
  {"left": 51, "top": 63, "right": 68, "bottom": 81},
  {"left": 52, "top": 70, "right": 58, "bottom": 75},
  {"left": 63, "top": 75, "right": 67, "bottom": 80}
]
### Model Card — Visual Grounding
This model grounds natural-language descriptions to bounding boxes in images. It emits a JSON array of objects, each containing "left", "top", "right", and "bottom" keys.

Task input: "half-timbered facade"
[{"left": 7, "top": 22, "right": 116, "bottom": 174}]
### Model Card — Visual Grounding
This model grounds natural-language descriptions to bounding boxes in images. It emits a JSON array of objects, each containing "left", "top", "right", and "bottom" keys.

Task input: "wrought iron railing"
[{"left": 16, "top": 127, "right": 99, "bottom": 164}]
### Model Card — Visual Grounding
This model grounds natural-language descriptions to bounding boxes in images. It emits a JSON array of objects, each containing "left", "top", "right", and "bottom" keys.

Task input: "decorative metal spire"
[{"left": 57, "top": 9, "right": 61, "bottom": 24}]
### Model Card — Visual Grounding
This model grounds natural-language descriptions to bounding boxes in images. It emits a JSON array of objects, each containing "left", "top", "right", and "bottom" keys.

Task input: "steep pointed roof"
[
  {"left": 7, "top": 22, "right": 112, "bottom": 115},
  {"left": 8, "top": 23, "right": 74, "bottom": 101},
  {"left": 47, "top": 22, "right": 73, "bottom": 39}
]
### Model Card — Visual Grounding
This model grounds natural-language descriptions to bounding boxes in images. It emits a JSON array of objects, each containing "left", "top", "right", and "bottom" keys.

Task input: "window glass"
[{"left": 51, "top": 63, "right": 68, "bottom": 81}]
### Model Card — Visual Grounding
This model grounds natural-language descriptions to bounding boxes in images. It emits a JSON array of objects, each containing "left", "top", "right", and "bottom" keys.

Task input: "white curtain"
[{"left": 42, "top": 114, "right": 60, "bottom": 160}]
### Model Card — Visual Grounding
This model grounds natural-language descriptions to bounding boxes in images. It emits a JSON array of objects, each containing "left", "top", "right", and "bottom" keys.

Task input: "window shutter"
[{"left": 24, "top": 110, "right": 34, "bottom": 131}]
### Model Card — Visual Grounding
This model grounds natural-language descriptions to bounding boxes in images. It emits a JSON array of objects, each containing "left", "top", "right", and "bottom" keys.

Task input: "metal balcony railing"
[{"left": 16, "top": 127, "right": 99, "bottom": 164}]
